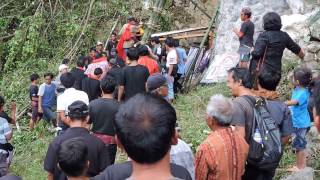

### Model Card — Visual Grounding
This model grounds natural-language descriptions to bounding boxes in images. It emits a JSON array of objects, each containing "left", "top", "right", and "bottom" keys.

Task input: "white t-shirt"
[
  {"left": 57, "top": 88, "right": 89, "bottom": 113},
  {"left": 166, "top": 49, "right": 178, "bottom": 68}
]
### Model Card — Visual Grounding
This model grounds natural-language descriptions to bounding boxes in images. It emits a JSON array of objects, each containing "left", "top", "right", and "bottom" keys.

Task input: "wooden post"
[
  {"left": 142, "top": 0, "right": 166, "bottom": 42},
  {"left": 183, "top": 2, "right": 220, "bottom": 91}
]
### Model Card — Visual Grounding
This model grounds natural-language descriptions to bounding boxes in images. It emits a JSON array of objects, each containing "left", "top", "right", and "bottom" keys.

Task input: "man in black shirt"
[
  {"left": 70, "top": 56, "right": 87, "bottom": 90},
  {"left": 106, "top": 58, "right": 122, "bottom": 85},
  {"left": 233, "top": 7, "right": 254, "bottom": 68},
  {"left": 112, "top": 93, "right": 188, "bottom": 180},
  {"left": 82, "top": 68, "right": 103, "bottom": 101},
  {"left": 29, "top": 73, "right": 40, "bottom": 129},
  {"left": 89, "top": 76, "right": 119, "bottom": 164},
  {"left": 107, "top": 32, "right": 118, "bottom": 57},
  {"left": 58, "top": 138, "right": 90, "bottom": 180},
  {"left": 118, "top": 48, "right": 150, "bottom": 101},
  {"left": 44, "top": 101, "right": 110, "bottom": 180}
]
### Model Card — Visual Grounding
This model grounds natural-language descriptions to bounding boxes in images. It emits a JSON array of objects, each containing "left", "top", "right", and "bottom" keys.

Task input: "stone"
[
  {"left": 286, "top": 0, "right": 305, "bottom": 14},
  {"left": 306, "top": 42, "right": 320, "bottom": 53},
  {"left": 310, "top": 19, "right": 320, "bottom": 40},
  {"left": 281, "top": 167, "right": 314, "bottom": 180},
  {"left": 301, "top": 61, "right": 320, "bottom": 70},
  {"left": 303, "top": 52, "right": 316, "bottom": 62}
]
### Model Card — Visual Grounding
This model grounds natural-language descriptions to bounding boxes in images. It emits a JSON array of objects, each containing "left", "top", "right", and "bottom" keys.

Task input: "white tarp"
[{"left": 201, "top": 52, "right": 239, "bottom": 83}]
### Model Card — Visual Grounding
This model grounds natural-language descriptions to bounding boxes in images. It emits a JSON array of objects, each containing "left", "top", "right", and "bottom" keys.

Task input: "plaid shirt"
[
  {"left": 170, "top": 139, "right": 195, "bottom": 180},
  {"left": 0, "top": 117, "right": 11, "bottom": 154}
]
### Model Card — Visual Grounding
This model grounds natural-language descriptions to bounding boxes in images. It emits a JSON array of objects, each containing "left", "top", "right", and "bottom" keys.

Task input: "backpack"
[{"left": 243, "top": 96, "right": 283, "bottom": 170}]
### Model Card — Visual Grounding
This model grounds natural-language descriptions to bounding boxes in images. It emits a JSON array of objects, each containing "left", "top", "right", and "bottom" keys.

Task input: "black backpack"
[{"left": 243, "top": 96, "right": 283, "bottom": 170}]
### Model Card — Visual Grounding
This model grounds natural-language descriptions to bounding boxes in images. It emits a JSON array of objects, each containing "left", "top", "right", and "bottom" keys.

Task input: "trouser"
[
  {"left": 42, "top": 106, "right": 56, "bottom": 126},
  {"left": 242, "top": 163, "right": 276, "bottom": 180},
  {"left": 173, "top": 73, "right": 183, "bottom": 94},
  {"left": 0, "top": 153, "right": 8, "bottom": 176},
  {"left": 106, "top": 144, "right": 117, "bottom": 164}
]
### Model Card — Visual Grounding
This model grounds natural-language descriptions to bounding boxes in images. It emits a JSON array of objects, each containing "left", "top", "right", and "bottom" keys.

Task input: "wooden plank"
[
  {"left": 159, "top": 33, "right": 206, "bottom": 40},
  {"left": 151, "top": 26, "right": 210, "bottom": 37}
]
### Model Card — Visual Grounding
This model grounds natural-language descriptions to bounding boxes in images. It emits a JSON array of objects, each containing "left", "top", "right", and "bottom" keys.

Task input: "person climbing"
[
  {"left": 233, "top": 7, "right": 254, "bottom": 69},
  {"left": 249, "top": 12, "right": 305, "bottom": 77},
  {"left": 116, "top": 17, "right": 138, "bottom": 60}
]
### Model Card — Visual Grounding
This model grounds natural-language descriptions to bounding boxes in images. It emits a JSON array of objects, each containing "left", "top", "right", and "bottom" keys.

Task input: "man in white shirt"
[
  {"left": 165, "top": 38, "right": 178, "bottom": 102},
  {"left": 57, "top": 72, "right": 89, "bottom": 135}
]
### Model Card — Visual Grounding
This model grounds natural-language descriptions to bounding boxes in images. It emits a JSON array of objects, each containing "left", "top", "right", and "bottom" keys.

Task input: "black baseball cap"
[{"left": 67, "top": 101, "right": 89, "bottom": 119}]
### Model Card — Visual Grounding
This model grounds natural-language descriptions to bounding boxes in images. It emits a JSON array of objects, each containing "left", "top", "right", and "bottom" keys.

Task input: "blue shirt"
[
  {"left": 38, "top": 83, "right": 56, "bottom": 108},
  {"left": 290, "top": 87, "right": 311, "bottom": 128},
  {"left": 176, "top": 47, "right": 187, "bottom": 75}
]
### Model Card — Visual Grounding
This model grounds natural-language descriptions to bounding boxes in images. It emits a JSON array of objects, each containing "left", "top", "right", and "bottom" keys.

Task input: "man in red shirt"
[{"left": 138, "top": 45, "right": 160, "bottom": 75}]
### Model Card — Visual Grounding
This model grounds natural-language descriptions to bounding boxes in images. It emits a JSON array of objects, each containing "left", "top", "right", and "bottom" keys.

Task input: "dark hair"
[
  {"left": 62, "top": 58, "right": 70, "bottom": 65},
  {"left": 258, "top": 68, "right": 281, "bottom": 91},
  {"left": 89, "top": 47, "right": 96, "bottom": 52},
  {"left": 101, "top": 51, "right": 107, "bottom": 57},
  {"left": 58, "top": 138, "right": 88, "bottom": 177},
  {"left": 227, "top": 67, "right": 253, "bottom": 89},
  {"left": 115, "top": 93, "right": 176, "bottom": 164},
  {"left": 77, "top": 56, "right": 85, "bottom": 67},
  {"left": 263, "top": 12, "right": 282, "bottom": 31},
  {"left": 138, "top": 45, "right": 150, "bottom": 56},
  {"left": 127, "top": 48, "right": 139, "bottom": 61},
  {"left": 30, "top": 73, "right": 40, "bottom": 82},
  {"left": 165, "top": 37, "right": 174, "bottom": 48},
  {"left": 44, "top": 73, "right": 54, "bottom": 79},
  {"left": 0, "top": 96, "right": 4, "bottom": 107},
  {"left": 294, "top": 67, "right": 312, "bottom": 87},
  {"left": 94, "top": 68, "right": 103, "bottom": 76},
  {"left": 150, "top": 37, "right": 160, "bottom": 44},
  {"left": 60, "top": 72, "right": 75, "bottom": 88},
  {"left": 173, "top": 39, "right": 180, "bottom": 48},
  {"left": 100, "top": 76, "right": 116, "bottom": 94},
  {"left": 127, "top": 16, "right": 136, "bottom": 22},
  {"left": 111, "top": 32, "right": 117, "bottom": 36},
  {"left": 314, "top": 81, "right": 320, "bottom": 115},
  {"left": 242, "top": 7, "right": 252, "bottom": 18}
]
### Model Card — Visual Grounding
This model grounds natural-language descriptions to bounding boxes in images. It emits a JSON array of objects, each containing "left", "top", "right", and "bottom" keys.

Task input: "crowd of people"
[{"left": 0, "top": 8, "right": 319, "bottom": 180}]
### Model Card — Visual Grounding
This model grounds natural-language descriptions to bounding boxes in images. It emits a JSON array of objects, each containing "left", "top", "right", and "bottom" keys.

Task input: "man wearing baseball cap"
[
  {"left": 44, "top": 101, "right": 110, "bottom": 180},
  {"left": 147, "top": 73, "right": 168, "bottom": 98}
]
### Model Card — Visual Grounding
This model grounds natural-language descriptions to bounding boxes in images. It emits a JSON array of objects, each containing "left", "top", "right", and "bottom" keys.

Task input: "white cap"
[
  {"left": 59, "top": 64, "right": 69, "bottom": 72},
  {"left": 97, "top": 41, "right": 103, "bottom": 46}
]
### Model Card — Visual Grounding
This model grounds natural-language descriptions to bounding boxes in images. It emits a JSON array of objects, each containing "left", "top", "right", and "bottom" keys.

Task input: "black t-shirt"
[
  {"left": 29, "top": 84, "right": 39, "bottom": 100},
  {"left": 89, "top": 98, "right": 119, "bottom": 136},
  {"left": 44, "top": 127, "right": 110, "bottom": 180},
  {"left": 82, "top": 77, "right": 102, "bottom": 101},
  {"left": 70, "top": 67, "right": 87, "bottom": 90},
  {"left": 107, "top": 66, "right": 122, "bottom": 85},
  {"left": 107, "top": 40, "right": 118, "bottom": 55},
  {"left": 0, "top": 112, "right": 13, "bottom": 124},
  {"left": 239, "top": 20, "right": 254, "bottom": 47},
  {"left": 120, "top": 65, "right": 150, "bottom": 101},
  {"left": 91, "top": 161, "right": 192, "bottom": 180}
]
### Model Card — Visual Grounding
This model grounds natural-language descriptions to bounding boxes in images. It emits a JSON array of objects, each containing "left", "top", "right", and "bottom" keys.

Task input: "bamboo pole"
[{"left": 183, "top": 2, "right": 219, "bottom": 91}]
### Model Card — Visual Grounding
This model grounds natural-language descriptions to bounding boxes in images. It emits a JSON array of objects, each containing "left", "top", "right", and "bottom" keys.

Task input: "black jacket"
[{"left": 250, "top": 30, "right": 301, "bottom": 74}]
